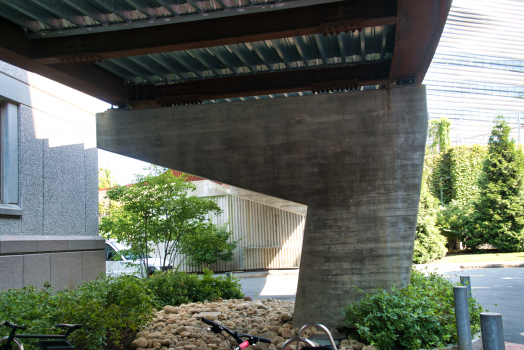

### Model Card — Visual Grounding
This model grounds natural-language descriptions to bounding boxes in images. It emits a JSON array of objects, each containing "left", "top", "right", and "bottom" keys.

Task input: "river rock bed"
[{"left": 132, "top": 298, "right": 376, "bottom": 350}]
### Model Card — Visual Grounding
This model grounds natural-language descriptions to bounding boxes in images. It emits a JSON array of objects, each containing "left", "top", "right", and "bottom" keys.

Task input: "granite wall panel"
[
  {"left": 23, "top": 253, "right": 51, "bottom": 288},
  {"left": 82, "top": 250, "right": 106, "bottom": 281},
  {"left": 43, "top": 140, "right": 86, "bottom": 236},
  {"left": 19, "top": 105, "right": 44, "bottom": 236},
  {"left": 50, "top": 252, "right": 83, "bottom": 290},
  {"left": 0, "top": 255, "right": 23, "bottom": 290}
]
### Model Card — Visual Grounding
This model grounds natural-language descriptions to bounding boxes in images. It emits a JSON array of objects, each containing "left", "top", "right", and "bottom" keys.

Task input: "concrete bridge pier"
[{"left": 97, "top": 84, "right": 428, "bottom": 328}]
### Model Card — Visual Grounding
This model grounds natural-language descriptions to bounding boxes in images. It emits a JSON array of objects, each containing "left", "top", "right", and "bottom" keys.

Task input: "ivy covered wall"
[{"left": 425, "top": 145, "right": 487, "bottom": 206}]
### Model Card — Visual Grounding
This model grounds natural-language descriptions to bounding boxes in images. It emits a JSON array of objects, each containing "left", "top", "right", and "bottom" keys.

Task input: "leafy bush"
[
  {"left": 0, "top": 276, "right": 155, "bottom": 350},
  {"left": 146, "top": 268, "right": 244, "bottom": 307},
  {"left": 0, "top": 270, "right": 244, "bottom": 350},
  {"left": 344, "top": 269, "right": 483, "bottom": 350}
]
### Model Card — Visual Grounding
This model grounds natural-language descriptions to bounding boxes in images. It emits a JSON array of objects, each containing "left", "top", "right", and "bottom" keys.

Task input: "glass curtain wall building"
[{"left": 423, "top": 0, "right": 524, "bottom": 145}]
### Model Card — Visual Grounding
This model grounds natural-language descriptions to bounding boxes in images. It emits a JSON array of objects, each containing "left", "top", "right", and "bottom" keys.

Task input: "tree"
[
  {"left": 413, "top": 178, "right": 447, "bottom": 263},
  {"left": 99, "top": 166, "right": 118, "bottom": 189},
  {"left": 463, "top": 116, "right": 524, "bottom": 252},
  {"left": 99, "top": 166, "right": 238, "bottom": 273}
]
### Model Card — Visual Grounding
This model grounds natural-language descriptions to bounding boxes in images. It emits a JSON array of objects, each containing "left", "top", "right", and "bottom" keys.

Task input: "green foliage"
[
  {"left": 448, "top": 145, "right": 487, "bottom": 207},
  {"left": 436, "top": 201, "right": 472, "bottom": 250},
  {"left": 0, "top": 270, "right": 244, "bottom": 350},
  {"left": 0, "top": 276, "right": 154, "bottom": 350},
  {"left": 413, "top": 178, "right": 446, "bottom": 264},
  {"left": 424, "top": 142, "right": 487, "bottom": 248},
  {"left": 343, "top": 269, "right": 483, "bottom": 350},
  {"left": 99, "top": 166, "right": 117, "bottom": 189},
  {"left": 180, "top": 224, "right": 239, "bottom": 267},
  {"left": 464, "top": 116, "right": 524, "bottom": 252},
  {"left": 146, "top": 269, "right": 244, "bottom": 307},
  {"left": 427, "top": 118, "right": 451, "bottom": 155},
  {"left": 100, "top": 166, "right": 238, "bottom": 271},
  {"left": 426, "top": 152, "right": 453, "bottom": 205}
]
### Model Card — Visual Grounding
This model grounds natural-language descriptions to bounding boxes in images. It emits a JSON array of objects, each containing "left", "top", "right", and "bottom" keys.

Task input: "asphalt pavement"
[
  {"left": 439, "top": 266, "right": 524, "bottom": 345},
  {"left": 233, "top": 265, "right": 524, "bottom": 345}
]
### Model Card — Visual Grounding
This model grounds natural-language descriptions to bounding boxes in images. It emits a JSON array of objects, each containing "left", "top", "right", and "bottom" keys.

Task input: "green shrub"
[
  {"left": 0, "top": 276, "right": 155, "bottom": 350},
  {"left": 0, "top": 270, "right": 243, "bottom": 350},
  {"left": 146, "top": 268, "right": 243, "bottom": 307},
  {"left": 414, "top": 178, "right": 447, "bottom": 264},
  {"left": 343, "top": 269, "right": 483, "bottom": 350}
]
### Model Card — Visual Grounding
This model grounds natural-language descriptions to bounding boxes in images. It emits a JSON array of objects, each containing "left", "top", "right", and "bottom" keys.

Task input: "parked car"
[{"left": 105, "top": 240, "right": 163, "bottom": 277}]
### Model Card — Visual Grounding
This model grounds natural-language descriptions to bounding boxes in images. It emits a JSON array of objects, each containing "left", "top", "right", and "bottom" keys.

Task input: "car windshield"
[{"left": 111, "top": 242, "right": 152, "bottom": 260}]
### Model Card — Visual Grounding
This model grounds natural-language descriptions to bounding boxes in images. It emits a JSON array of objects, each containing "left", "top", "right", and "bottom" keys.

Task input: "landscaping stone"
[
  {"left": 193, "top": 312, "right": 222, "bottom": 320},
  {"left": 136, "top": 299, "right": 379, "bottom": 350}
]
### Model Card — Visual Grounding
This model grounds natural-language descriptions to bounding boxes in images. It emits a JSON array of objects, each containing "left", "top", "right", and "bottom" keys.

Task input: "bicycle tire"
[{"left": 0, "top": 336, "right": 24, "bottom": 350}]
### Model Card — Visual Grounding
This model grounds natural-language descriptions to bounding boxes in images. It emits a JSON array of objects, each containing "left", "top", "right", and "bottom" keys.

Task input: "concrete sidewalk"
[
  {"left": 216, "top": 260, "right": 524, "bottom": 279},
  {"left": 220, "top": 269, "right": 299, "bottom": 279},
  {"left": 415, "top": 260, "right": 524, "bottom": 272}
]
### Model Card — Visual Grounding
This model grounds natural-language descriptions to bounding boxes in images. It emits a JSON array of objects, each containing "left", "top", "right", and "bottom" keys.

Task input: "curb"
[
  {"left": 415, "top": 261, "right": 524, "bottom": 271},
  {"left": 421, "top": 333, "right": 482, "bottom": 350},
  {"left": 215, "top": 269, "right": 299, "bottom": 279},
  {"left": 219, "top": 261, "right": 524, "bottom": 279}
]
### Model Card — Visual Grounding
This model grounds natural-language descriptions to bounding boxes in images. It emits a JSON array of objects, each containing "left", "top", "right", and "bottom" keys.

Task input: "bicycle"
[
  {"left": 201, "top": 318, "right": 272, "bottom": 350},
  {"left": 0, "top": 321, "right": 83, "bottom": 350},
  {"left": 201, "top": 318, "right": 336, "bottom": 350}
]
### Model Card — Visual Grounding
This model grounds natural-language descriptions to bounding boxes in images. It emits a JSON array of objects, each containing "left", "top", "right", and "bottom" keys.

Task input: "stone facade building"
[{"left": 0, "top": 60, "right": 104, "bottom": 291}]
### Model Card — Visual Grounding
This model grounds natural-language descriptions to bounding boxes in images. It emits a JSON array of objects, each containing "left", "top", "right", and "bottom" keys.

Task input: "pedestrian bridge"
[{"left": 0, "top": 0, "right": 451, "bottom": 328}]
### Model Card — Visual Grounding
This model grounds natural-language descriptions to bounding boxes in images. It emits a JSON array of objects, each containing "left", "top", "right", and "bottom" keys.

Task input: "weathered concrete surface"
[{"left": 97, "top": 85, "right": 428, "bottom": 328}]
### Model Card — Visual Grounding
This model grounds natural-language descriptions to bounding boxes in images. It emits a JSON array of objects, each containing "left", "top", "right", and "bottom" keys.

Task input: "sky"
[
  {"left": 98, "top": 149, "right": 152, "bottom": 186},
  {"left": 44, "top": 81, "right": 155, "bottom": 187}
]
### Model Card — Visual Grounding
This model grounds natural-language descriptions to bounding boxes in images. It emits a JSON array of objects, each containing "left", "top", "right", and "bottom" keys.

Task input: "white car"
[{"left": 105, "top": 240, "right": 163, "bottom": 277}]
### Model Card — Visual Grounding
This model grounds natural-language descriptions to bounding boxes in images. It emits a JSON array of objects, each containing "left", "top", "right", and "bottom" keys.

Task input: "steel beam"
[
  {"left": 129, "top": 61, "right": 391, "bottom": 108},
  {"left": 389, "top": 0, "right": 451, "bottom": 84},
  {"left": 16, "top": 0, "right": 397, "bottom": 64},
  {"left": 0, "top": 17, "right": 131, "bottom": 105}
]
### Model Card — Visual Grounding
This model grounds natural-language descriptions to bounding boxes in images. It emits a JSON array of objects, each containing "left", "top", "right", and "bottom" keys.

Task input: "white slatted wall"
[{"left": 164, "top": 195, "right": 306, "bottom": 272}]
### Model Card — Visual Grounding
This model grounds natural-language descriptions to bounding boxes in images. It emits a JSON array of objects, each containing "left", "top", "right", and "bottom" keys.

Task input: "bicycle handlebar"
[
  {"left": 1, "top": 321, "right": 27, "bottom": 331},
  {"left": 201, "top": 318, "right": 272, "bottom": 348}
]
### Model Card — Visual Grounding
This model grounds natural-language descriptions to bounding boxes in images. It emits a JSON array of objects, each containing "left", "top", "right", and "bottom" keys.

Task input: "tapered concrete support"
[{"left": 97, "top": 85, "right": 428, "bottom": 328}]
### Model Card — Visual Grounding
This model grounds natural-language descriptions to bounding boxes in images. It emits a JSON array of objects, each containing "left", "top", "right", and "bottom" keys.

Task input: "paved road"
[
  {"left": 240, "top": 274, "right": 298, "bottom": 301},
  {"left": 440, "top": 267, "right": 524, "bottom": 345},
  {"left": 238, "top": 267, "right": 524, "bottom": 344}
]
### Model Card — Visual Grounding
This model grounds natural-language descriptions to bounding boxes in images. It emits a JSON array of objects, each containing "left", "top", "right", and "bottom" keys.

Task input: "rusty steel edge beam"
[
  {"left": 0, "top": 18, "right": 131, "bottom": 105},
  {"left": 21, "top": 0, "right": 397, "bottom": 64},
  {"left": 128, "top": 62, "right": 391, "bottom": 108},
  {"left": 389, "top": 0, "right": 452, "bottom": 84}
]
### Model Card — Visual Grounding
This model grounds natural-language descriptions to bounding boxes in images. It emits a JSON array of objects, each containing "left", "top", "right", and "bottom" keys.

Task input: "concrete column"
[{"left": 97, "top": 85, "right": 428, "bottom": 328}]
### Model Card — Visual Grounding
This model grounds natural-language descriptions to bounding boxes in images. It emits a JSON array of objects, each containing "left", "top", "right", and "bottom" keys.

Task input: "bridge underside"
[{"left": 97, "top": 84, "right": 427, "bottom": 327}]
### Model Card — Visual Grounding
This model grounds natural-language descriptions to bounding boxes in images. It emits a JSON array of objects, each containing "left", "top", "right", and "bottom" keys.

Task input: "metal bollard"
[
  {"left": 460, "top": 276, "right": 472, "bottom": 299},
  {"left": 481, "top": 312, "right": 505, "bottom": 350},
  {"left": 454, "top": 286, "right": 473, "bottom": 350}
]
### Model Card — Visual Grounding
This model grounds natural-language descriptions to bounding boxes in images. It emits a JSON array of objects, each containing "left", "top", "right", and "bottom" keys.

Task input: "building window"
[{"left": 0, "top": 101, "right": 22, "bottom": 217}]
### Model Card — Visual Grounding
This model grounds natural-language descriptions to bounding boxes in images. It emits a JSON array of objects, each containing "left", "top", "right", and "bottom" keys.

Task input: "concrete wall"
[
  {"left": 0, "top": 60, "right": 104, "bottom": 290},
  {"left": 97, "top": 85, "right": 427, "bottom": 328}
]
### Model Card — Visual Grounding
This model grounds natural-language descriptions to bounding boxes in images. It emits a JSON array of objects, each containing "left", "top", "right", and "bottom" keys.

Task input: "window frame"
[{"left": 0, "top": 101, "right": 22, "bottom": 217}]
